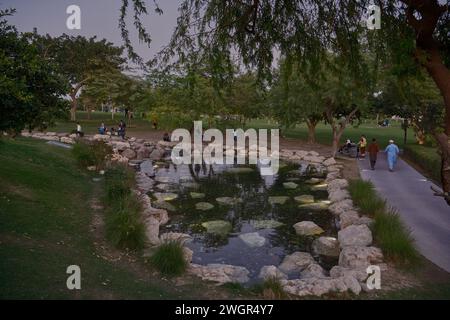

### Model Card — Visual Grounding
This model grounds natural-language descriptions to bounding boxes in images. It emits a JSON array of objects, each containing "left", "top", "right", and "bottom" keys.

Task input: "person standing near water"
[
  {"left": 385, "top": 139, "right": 400, "bottom": 172},
  {"left": 367, "top": 138, "right": 380, "bottom": 170},
  {"left": 358, "top": 135, "right": 367, "bottom": 159}
]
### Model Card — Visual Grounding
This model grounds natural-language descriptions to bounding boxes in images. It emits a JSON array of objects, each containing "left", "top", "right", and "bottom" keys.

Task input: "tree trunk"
[
  {"left": 404, "top": 0, "right": 450, "bottom": 204},
  {"left": 331, "top": 127, "right": 345, "bottom": 158},
  {"left": 306, "top": 120, "right": 317, "bottom": 144},
  {"left": 70, "top": 94, "right": 77, "bottom": 121}
]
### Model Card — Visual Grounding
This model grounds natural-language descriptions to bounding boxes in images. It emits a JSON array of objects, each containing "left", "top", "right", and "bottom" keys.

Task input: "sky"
[{"left": 1, "top": 0, "right": 181, "bottom": 71}]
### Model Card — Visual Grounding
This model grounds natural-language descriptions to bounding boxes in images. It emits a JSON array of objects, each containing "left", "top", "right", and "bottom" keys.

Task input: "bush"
[
  {"left": 404, "top": 144, "right": 441, "bottom": 183},
  {"left": 105, "top": 193, "right": 146, "bottom": 250},
  {"left": 373, "top": 209, "right": 421, "bottom": 266},
  {"left": 72, "top": 141, "right": 95, "bottom": 167},
  {"left": 348, "top": 180, "right": 385, "bottom": 216},
  {"left": 104, "top": 165, "right": 135, "bottom": 203},
  {"left": 349, "top": 179, "right": 420, "bottom": 267},
  {"left": 149, "top": 241, "right": 187, "bottom": 276},
  {"left": 254, "top": 277, "right": 287, "bottom": 299},
  {"left": 72, "top": 140, "right": 112, "bottom": 170}
]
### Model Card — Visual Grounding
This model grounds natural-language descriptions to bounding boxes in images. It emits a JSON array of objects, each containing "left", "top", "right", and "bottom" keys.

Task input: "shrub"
[
  {"left": 348, "top": 180, "right": 385, "bottom": 216},
  {"left": 105, "top": 193, "right": 146, "bottom": 250},
  {"left": 373, "top": 208, "right": 421, "bottom": 267},
  {"left": 404, "top": 144, "right": 441, "bottom": 183},
  {"left": 72, "top": 141, "right": 95, "bottom": 167},
  {"left": 72, "top": 140, "right": 112, "bottom": 170},
  {"left": 255, "top": 277, "right": 287, "bottom": 299},
  {"left": 104, "top": 165, "right": 135, "bottom": 203},
  {"left": 149, "top": 241, "right": 187, "bottom": 276},
  {"left": 348, "top": 179, "right": 421, "bottom": 267}
]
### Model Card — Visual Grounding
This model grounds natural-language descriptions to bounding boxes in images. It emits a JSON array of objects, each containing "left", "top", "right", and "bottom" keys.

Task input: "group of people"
[
  {"left": 74, "top": 120, "right": 127, "bottom": 140},
  {"left": 356, "top": 135, "right": 400, "bottom": 172},
  {"left": 97, "top": 120, "right": 127, "bottom": 139}
]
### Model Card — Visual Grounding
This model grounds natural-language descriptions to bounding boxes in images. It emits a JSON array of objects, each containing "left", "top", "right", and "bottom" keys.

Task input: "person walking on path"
[
  {"left": 358, "top": 135, "right": 367, "bottom": 159},
  {"left": 367, "top": 138, "right": 380, "bottom": 170},
  {"left": 76, "top": 122, "right": 83, "bottom": 137},
  {"left": 385, "top": 139, "right": 400, "bottom": 172}
]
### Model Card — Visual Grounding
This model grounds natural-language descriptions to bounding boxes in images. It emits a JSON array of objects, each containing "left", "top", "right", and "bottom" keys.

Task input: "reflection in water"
[{"left": 144, "top": 159, "right": 336, "bottom": 280}]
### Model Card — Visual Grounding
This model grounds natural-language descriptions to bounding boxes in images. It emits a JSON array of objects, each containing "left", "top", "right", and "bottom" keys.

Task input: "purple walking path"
[{"left": 358, "top": 153, "right": 450, "bottom": 273}]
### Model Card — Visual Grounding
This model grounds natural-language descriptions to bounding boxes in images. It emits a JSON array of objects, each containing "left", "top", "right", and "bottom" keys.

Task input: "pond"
[{"left": 142, "top": 159, "right": 337, "bottom": 282}]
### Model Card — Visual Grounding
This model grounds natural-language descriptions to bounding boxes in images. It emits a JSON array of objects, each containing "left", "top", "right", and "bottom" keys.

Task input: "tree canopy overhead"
[{"left": 120, "top": 0, "right": 450, "bottom": 204}]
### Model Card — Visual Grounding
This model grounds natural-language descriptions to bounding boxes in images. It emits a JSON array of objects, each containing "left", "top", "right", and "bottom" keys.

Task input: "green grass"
[
  {"left": 49, "top": 111, "right": 154, "bottom": 135},
  {"left": 105, "top": 193, "right": 146, "bottom": 251},
  {"left": 0, "top": 137, "right": 201, "bottom": 299},
  {"left": 253, "top": 277, "right": 288, "bottom": 299},
  {"left": 149, "top": 241, "right": 188, "bottom": 277},
  {"left": 348, "top": 179, "right": 420, "bottom": 267},
  {"left": 372, "top": 208, "right": 421, "bottom": 266},
  {"left": 247, "top": 118, "right": 415, "bottom": 148},
  {"left": 72, "top": 140, "right": 112, "bottom": 170}
]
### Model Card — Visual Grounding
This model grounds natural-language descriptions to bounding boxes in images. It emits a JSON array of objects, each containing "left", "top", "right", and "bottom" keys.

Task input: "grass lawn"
[{"left": 0, "top": 138, "right": 217, "bottom": 299}]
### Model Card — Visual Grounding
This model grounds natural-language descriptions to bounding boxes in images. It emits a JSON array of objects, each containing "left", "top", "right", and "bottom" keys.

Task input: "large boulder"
[
  {"left": 122, "top": 148, "right": 137, "bottom": 160},
  {"left": 323, "top": 157, "right": 337, "bottom": 167},
  {"left": 135, "top": 171, "right": 154, "bottom": 193},
  {"left": 328, "top": 189, "right": 350, "bottom": 203},
  {"left": 144, "top": 216, "right": 160, "bottom": 245},
  {"left": 258, "top": 265, "right": 287, "bottom": 281},
  {"left": 300, "top": 263, "right": 326, "bottom": 278},
  {"left": 328, "top": 199, "right": 354, "bottom": 216},
  {"left": 329, "top": 266, "right": 369, "bottom": 283},
  {"left": 293, "top": 221, "right": 324, "bottom": 236},
  {"left": 338, "top": 224, "right": 372, "bottom": 248},
  {"left": 339, "top": 246, "right": 384, "bottom": 269},
  {"left": 312, "top": 236, "right": 340, "bottom": 257},
  {"left": 327, "top": 178, "right": 349, "bottom": 192},
  {"left": 278, "top": 252, "right": 315, "bottom": 274},
  {"left": 238, "top": 232, "right": 266, "bottom": 247},
  {"left": 339, "top": 211, "right": 360, "bottom": 229},
  {"left": 188, "top": 264, "right": 250, "bottom": 284},
  {"left": 136, "top": 146, "right": 152, "bottom": 160},
  {"left": 149, "top": 148, "right": 165, "bottom": 160}
]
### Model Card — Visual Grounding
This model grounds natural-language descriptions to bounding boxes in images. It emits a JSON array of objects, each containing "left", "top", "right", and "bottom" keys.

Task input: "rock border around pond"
[{"left": 25, "top": 131, "right": 384, "bottom": 297}]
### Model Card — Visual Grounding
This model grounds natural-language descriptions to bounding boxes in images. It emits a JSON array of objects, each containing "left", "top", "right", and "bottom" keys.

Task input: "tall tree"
[
  {"left": 28, "top": 33, "right": 126, "bottom": 121},
  {"left": 0, "top": 9, "right": 68, "bottom": 135}
]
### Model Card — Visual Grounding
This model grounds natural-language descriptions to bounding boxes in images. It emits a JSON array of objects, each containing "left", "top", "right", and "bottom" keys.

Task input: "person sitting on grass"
[{"left": 98, "top": 123, "right": 107, "bottom": 135}]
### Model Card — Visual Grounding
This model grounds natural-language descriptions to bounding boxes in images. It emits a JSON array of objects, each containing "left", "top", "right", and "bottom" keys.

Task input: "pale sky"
[{"left": 1, "top": 0, "right": 181, "bottom": 71}]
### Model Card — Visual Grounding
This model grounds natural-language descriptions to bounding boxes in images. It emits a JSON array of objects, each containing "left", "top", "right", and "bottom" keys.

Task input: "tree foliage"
[{"left": 0, "top": 9, "right": 68, "bottom": 134}]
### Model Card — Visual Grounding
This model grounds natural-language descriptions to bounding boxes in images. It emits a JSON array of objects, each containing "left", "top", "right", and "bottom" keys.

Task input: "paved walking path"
[{"left": 358, "top": 153, "right": 450, "bottom": 273}]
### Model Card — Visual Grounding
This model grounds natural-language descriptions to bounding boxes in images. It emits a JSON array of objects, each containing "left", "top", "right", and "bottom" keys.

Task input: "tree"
[
  {"left": 0, "top": 9, "right": 68, "bottom": 135},
  {"left": 121, "top": 0, "right": 450, "bottom": 204},
  {"left": 269, "top": 59, "right": 324, "bottom": 143},
  {"left": 28, "top": 33, "right": 126, "bottom": 121},
  {"left": 379, "top": 69, "right": 444, "bottom": 145}
]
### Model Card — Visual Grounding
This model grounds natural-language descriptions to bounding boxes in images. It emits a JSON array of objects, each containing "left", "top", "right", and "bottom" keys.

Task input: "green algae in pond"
[
  {"left": 283, "top": 182, "right": 298, "bottom": 189},
  {"left": 268, "top": 196, "right": 289, "bottom": 205},
  {"left": 201, "top": 220, "right": 232, "bottom": 236},
  {"left": 294, "top": 195, "right": 315, "bottom": 204},
  {"left": 195, "top": 202, "right": 215, "bottom": 211},
  {"left": 190, "top": 192, "right": 205, "bottom": 199}
]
